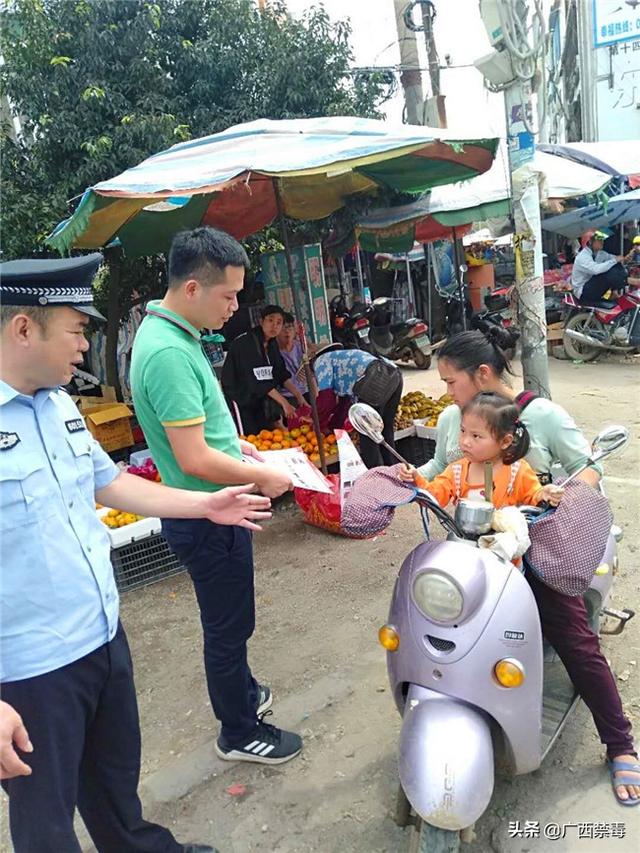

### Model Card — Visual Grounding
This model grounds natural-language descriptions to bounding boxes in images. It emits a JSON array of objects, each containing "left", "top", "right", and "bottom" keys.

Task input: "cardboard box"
[
  {"left": 82, "top": 401, "right": 134, "bottom": 452},
  {"left": 546, "top": 321, "right": 565, "bottom": 354},
  {"left": 70, "top": 384, "right": 117, "bottom": 407}
]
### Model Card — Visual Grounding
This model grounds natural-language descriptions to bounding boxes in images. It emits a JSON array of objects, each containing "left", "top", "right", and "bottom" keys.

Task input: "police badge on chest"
[{"left": 0, "top": 431, "right": 20, "bottom": 451}]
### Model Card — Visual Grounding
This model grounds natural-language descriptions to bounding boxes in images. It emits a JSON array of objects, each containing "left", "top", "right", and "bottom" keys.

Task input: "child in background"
[{"left": 399, "top": 392, "right": 564, "bottom": 509}]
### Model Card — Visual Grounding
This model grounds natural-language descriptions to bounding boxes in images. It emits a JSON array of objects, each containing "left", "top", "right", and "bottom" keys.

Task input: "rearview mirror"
[
  {"left": 591, "top": 425, "right": 629, "bottom": 461},
  {"left": 348, "top": 403, "right": 384, "bottom": 443}
]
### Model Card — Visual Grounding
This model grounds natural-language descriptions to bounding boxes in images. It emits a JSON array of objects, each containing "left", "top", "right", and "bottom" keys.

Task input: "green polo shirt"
[{"left": 130, "top": 301, "right": 241, "bottom": 492}]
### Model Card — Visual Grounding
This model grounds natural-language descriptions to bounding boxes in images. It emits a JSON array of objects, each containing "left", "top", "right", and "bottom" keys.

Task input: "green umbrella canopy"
[{"left": 48, "top": 116, "right": 498, "bottom": 256}]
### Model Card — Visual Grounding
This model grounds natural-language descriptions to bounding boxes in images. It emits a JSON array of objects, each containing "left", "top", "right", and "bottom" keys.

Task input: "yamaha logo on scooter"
[{"left": 504, "top": 630, "right": 525, "bottom": 641}]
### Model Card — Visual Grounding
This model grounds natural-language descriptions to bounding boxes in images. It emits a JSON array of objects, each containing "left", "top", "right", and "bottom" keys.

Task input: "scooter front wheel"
[{"left": 409, "top": 819, "right": 461, "bottom": 853}]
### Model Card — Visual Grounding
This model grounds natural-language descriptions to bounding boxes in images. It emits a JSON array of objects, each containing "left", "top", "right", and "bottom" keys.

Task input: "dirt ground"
[{"left": 2, "top": 357, "right": 639, "bottom": 852}]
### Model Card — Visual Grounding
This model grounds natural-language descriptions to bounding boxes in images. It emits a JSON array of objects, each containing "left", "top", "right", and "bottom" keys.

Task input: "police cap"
[{"left": 0, "top": 253, "right": 106, "bottom": 321}]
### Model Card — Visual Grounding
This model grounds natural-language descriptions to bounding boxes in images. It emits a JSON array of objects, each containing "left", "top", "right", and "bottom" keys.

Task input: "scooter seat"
[
  {"left": 581, "top": 299, "right": 617, "bottom": 310},
  {"left": 391, "top": 319, "right": 418, "bottom": 332}
]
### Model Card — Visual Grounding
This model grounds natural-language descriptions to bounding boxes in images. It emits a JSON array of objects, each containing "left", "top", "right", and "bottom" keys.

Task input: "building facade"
[{"left": 546, "top": 0, "right": 640, "bottom": 142}]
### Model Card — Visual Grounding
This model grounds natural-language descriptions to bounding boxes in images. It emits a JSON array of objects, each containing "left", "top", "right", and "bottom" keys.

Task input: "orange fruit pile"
[{"left": 241, "top": 426, "right": 337, "bottom": 464}]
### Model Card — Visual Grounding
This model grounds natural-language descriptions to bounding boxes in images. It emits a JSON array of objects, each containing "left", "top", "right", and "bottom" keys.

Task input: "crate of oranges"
[
  {"left": 240, "top": 425, "right": 338, "bottom": 467},
  {"left": 96, "top": 505, "right": 162, "bottom": 548}
]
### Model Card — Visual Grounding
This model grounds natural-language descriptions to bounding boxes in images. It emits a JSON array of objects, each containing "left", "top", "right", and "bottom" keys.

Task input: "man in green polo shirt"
[{"left": 131, "top": 227, "right": 302, "bottom": 765}]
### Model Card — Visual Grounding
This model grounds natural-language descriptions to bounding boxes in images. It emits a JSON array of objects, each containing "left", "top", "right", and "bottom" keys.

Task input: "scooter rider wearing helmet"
[
  {"left": 571, "top": 229, "right": 633, "bottom": 304},
  {"left": 409, "top": 326, "right": 639, "bottom": 806}
]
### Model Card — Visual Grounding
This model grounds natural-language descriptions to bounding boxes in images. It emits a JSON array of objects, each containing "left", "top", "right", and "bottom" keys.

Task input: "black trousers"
[
  {"left": 357, "top": 374, "right": 404, "bottom": 469},
  {"left": 580, "top": 264, "right": 627, "bottom": 304},
  {"left": 161, "top": 519, "right": 260, "bottom": 746},
  {"left": 1, "top": 624, "right": 181, "bottom": 853}
]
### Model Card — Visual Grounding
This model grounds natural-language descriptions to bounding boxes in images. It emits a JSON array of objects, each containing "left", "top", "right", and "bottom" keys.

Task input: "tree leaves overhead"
[{"left": 1, "top": 0, "right": 387, "bottom": 258}]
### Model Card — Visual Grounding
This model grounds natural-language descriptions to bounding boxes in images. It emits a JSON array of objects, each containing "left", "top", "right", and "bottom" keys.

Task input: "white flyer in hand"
[{"left": 242, "top": 448, "right": 332, "bottom": 493}]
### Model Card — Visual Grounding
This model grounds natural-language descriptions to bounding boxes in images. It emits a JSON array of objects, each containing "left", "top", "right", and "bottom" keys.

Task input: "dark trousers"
[
  {"left": 580, "top": 264, "right": 627, "bottom": 304},
  {"left": 1, "top": 624, "right": 180, "bottom": 853},
  {"left": 162, "top": 519, "right": 259, "bottom": 746},
  {"left": 358, "top": 375, "right": 404, "bottom": 469},
  {"left": 528, "top": 572, "right": 635, "bottom": 759}
]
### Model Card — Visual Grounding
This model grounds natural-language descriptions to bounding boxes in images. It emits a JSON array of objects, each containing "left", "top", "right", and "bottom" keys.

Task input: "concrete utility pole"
[
  {"left": 504, "top": 83, "right": 550, "bottom": 397},
  {"left": 393, "top": 0, "right": 425, "bottom": 124},
  {"left": 476, "top": 0, "right": 550, "bottom": 397},
  {"left": 419, "top": 0, "right": 447, "bottom": 127}
]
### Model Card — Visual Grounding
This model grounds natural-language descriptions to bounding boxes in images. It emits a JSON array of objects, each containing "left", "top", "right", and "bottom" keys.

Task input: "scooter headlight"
[{"left": 412, "top": 571, "right": 464, "bottom": 624}]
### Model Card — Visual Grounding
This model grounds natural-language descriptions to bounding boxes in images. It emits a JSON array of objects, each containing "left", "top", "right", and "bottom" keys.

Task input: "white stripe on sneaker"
[
  {"left": 257, "top": 744, "right": 275, "bottom": 757},
  {"left": 251, "top": 742, "right": 267, "bottom": 753},
  {"left": 245, "top": 741, "right": 260, "bottom": 751}
]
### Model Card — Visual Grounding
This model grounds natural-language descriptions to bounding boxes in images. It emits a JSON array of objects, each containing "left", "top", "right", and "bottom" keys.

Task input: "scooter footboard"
[{"left": 399, "top": 684, "right": 494, "bottom": 830}]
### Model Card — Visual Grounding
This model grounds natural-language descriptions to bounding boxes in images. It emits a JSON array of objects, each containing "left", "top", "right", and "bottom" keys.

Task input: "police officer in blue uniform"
[{"left": 0, "top": 254, "right": 271, "bottom": 852}]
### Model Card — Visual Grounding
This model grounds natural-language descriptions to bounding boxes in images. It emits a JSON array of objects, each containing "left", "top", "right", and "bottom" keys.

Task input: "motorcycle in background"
[
  {"left": 349, "top": 404, "right": 631, "bottom": 852},
  {"left": 366, "top": 296, "right": 432, "bottom": 369},
  {"left": 329, "top": 295, "right": 371, "bottom": 348},
  {"left": 562, "top": 289, "right": 640, "bottom": 361}
]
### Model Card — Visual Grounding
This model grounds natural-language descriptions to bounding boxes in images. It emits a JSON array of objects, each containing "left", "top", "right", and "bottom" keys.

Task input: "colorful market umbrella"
[
  {"left": 537, "top": 141, "right": 640, "bottom": 180},
  {"left": 541, "top": 187, "right": 640, "bottom": 239},
  {"left": 48, "top": 116, "right": 498, "bottom": 257},
  {"left": 355, "top": 147, "right": 612, "bottom": 253},
  {"left": 47, "top": 116, "right": 498, "bottom": 473}
]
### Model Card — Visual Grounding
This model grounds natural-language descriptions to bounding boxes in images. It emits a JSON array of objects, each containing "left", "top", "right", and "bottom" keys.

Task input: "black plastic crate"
[
  {"left": 396, "top": 435, "right": 436, "bottom": 468},
  {"left": 111, "top": 533, "right": 186, "bottom": 593}
]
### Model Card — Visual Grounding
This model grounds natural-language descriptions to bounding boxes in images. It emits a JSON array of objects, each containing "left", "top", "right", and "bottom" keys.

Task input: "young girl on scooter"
[{"left": 399, "top": 392, "right": 564, "bottom": 509}]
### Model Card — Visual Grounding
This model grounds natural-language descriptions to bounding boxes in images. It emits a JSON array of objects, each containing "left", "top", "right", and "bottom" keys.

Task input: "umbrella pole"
[
  {"left": 452, "top": 226, "right": 467, "bottom": 331},
  {"left": 273, "top": 179, "right": 328, "bottom": 475},
  {"left": 423, "top": 243, "right": 432, "bottom": 336},
  {"left": 405, "top": 254, "right": 415, "bottom": 317},
  {"left": 355, "top": 247, "right": 365, "bottom": 300}
]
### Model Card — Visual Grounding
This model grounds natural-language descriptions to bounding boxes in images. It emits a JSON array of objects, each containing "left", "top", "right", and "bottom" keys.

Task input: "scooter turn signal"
[
  {"left": 494, "top": 658, "right": 525, "bottom": 688},
  {"left": 379, "top": 625, "right": 400, "bottom": 652}
]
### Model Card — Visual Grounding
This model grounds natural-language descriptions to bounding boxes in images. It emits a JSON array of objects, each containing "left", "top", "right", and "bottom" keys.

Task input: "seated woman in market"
[
  {"left": 277, "top": 312, "right": 317, "bottom": 404},
  {"left": 222, "top": 304, "right": 307, "bottom": 435}
]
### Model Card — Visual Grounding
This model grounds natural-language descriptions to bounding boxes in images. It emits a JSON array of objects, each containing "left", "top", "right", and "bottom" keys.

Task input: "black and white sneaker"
[
  {"left": 215, "top": 712, "right": 302, "bottom": 765},
  {"left": 257, "top": 684, "right": 273, "bottom": 715}
]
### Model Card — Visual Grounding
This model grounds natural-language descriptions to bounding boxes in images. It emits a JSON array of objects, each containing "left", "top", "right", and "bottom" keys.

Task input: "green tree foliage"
[
  {"left": 1, "top": 0, "right": 386, "bottom": 392},
  {"left": 1, "top": 0, "right": 385, "bottom": 260}
]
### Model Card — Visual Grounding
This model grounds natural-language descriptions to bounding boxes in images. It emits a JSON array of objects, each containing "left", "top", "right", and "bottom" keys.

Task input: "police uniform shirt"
[{"left": 0, "top": 380, "right": 120, "bottom": 682}]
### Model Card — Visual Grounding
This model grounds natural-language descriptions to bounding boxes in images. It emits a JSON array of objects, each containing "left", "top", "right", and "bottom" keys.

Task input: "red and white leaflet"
[{"left": 335, "top": 429, "right": 367, "bottom": 507}]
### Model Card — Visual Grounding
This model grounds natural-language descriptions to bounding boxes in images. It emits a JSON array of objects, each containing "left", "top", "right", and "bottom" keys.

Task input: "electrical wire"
[{"left": 491, "top": 0, "right": 548, "bottom": 137}]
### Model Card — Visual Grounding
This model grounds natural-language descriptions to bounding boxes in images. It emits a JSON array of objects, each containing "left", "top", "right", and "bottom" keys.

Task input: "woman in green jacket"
[{"left": 415, "top": 328, "right": 638, "bottom": 806}]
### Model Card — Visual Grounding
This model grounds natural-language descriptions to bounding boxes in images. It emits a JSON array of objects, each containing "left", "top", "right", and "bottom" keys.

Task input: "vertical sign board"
[
  {"left": 593, "top": 0, "right": 640, "bottom": 48},
  {"left": 260, "top": 244, "right": 331, "bottom": 344},
  {"left": 592, "top": 0, "right": 640, "bottom": 142}
]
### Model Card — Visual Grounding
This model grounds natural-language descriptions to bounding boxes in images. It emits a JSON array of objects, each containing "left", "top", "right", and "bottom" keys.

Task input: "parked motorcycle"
[
  {"left": 349, "top": 404, "right": 631, "bottom": 852},
  {"left": 367, "top": 296, "right": 432, "bottom": 369},
  {"left": 329, "top": 294, "right": 371, "bottom": 348},
  {"left": 562, "top": 289, "right": 640, "bottom": 361}
]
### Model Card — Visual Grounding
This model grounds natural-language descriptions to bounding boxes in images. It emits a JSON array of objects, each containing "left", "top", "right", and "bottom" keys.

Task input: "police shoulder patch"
[
  {"left": 0, "top": 431, "right": 20, "bottom": 451},
  {"left": 65, "top": 418, "right": 85, "bottom": 434}
]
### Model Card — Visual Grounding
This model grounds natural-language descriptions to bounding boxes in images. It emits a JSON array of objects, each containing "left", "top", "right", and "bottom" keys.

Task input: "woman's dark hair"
[
  {"left": 282, "top": 311, "right": 295, "bottom": 325},
  {"left": 438, "top": 327, "right": 520, "bottom": 378},
  {"left": 261, "top": 304, "right": 285, "bottom": 320},
  {"left": 462, "top": 392, "right": 530, "bottom": 464}
]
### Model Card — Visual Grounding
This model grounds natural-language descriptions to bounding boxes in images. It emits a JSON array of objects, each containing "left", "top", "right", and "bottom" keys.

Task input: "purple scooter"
[{"left": 349, "top": 405, "right": 632, "bottom": 853}]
